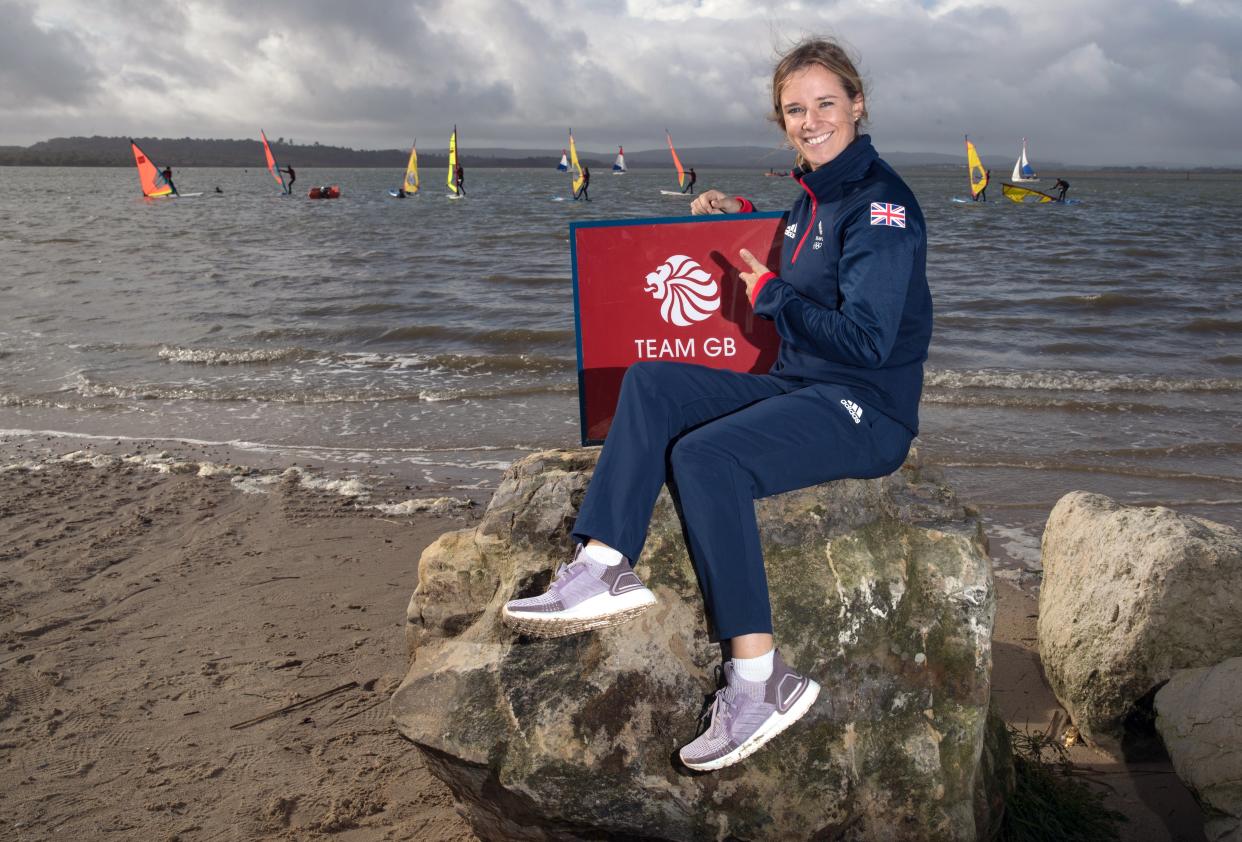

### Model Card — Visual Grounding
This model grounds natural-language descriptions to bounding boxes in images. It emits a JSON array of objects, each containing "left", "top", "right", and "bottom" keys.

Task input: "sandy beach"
[{"left": 0, "top": 440, "right": 1207, "bottom": 841}]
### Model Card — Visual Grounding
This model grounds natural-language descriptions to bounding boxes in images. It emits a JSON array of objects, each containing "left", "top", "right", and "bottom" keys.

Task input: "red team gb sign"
[{"left": 571, "top": 213, "right": 788, "bottom": 444}]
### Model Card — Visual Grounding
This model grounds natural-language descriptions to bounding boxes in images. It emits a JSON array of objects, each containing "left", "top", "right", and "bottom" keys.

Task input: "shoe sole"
[
  {"left": 681, "top": 678, "right": 821, "bottom": 771},
  {"left": 502, "top": 589, "right": 656, "bottom": 639}
]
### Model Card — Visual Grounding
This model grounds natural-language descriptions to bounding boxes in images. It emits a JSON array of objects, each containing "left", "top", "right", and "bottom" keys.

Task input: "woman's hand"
[
  {"left": 736, "top": 248, "right": 771, "bottom": 299},
  {"left": 691, "top": 190, "right": 742, "bottom": 215}
]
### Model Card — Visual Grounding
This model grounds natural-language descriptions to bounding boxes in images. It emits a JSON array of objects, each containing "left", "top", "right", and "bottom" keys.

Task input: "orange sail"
[
  {"left": 130, "top": 140, "right": 173, "bottom": 197},
  {"left": 666, "top": 129, "right": 685, "bottom": 188},
  {"left": 261, "top": 130, "right": 289, "bottom": 193}
]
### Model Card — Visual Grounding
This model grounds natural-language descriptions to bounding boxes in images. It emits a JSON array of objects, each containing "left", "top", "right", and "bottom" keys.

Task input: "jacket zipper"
[{"left": 790, "top": 177, "right": 818, "bottom": 265}]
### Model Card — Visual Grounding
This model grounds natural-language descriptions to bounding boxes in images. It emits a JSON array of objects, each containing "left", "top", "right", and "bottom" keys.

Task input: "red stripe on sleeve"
[{"left": 750, "top": 271, "right": 776, "bottom": 305}]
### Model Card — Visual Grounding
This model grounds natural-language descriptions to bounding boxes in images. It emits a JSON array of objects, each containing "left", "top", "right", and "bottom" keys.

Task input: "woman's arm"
[
  {"left": 752, "top": 206, "right": 922, "bottom": 369},
  {"left": 690, "top": 190, "right": 753, "bottom": 215}
]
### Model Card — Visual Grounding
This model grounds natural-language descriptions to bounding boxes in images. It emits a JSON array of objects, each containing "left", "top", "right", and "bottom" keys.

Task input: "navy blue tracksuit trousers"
[{"left": 572, "top": 361, "right": 913, "bottom": 640}]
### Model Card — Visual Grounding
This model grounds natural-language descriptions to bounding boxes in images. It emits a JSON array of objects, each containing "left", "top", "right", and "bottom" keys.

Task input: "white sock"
[
  {"left": 731, "top": 649, "right": 774, "bottom": 683},
  {"left": 582, "top": 543, "right": 625, "bottom": 567}
]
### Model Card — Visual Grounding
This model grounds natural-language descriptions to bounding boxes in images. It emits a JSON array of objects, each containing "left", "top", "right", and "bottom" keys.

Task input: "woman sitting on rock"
[{"left": 503, "top": 37, "right": 932, "bottom": 772}]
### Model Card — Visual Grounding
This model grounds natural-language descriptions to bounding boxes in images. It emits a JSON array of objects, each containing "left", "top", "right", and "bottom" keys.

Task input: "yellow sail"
[
  {"left": 446, "top": 126, "right": 458, "bottom": 194},
  {"left": 404, "top": 140, "right": 419, "bottom": 193},
  {"left": 1002, "top": 183, "right": 1056, "bottom": 203},
  {"left": 569, "top": 129, "right": 584, "bottom": 196},
  {"left": 666, "top": 129, "right": 685, "bottom": 188},
  {"left": 965, "top": 135, "right": 988, "bottom": 198}
]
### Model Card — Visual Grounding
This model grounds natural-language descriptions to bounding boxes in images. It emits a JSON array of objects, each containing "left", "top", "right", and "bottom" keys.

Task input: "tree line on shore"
[{"left": 0, "top": 136, "right": 606, "bottom": 169}]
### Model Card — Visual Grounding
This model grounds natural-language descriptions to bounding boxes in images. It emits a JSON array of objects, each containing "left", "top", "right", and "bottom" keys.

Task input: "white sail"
[{"left": 1011, "top": 138, "right": 1039, "bottom": 182}]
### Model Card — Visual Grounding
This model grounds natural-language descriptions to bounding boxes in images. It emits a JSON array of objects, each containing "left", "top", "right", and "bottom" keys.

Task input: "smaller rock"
[{"left": 1155, "top": 657, "right": 1242, "bottom": 842}]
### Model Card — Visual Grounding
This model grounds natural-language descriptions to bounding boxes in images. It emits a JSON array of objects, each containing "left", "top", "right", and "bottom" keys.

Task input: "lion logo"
[{"left": 643, "top": 255, "right": 720, "bottom": 327}]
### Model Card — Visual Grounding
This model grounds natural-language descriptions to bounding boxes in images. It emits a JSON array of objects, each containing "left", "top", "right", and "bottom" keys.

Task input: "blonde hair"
[{"left": 771, "top": 39, "right": 868, "bottom": 169}]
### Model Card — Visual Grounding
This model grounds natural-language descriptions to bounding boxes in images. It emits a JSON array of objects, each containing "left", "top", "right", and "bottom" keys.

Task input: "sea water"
[{"left": 1, "top": 164, "right": 1238, "bottom": 571}]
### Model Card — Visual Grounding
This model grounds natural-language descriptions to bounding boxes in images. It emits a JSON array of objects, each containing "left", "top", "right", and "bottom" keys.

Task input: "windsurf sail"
[
  {"left": 666, "top": 130, "right": 685, "bottom": 188},
  {"left": 557, "top": 149, "right": 569, "bottom": 172},
  {"left": 402, "top": 139, "right": 420, "bottom": 194},
  {"left": 965, "top": 135, "right": 988, "bottom": 199},
  {"left": 261, "top": 130, "right": 289, "bottom": 194},
  {"left": 1011, "top": 138, "right": 1038, "bottom": 182},
  {"left": 1002, "top": 183, "right": 1056, "bottom": 203},
  {"left": 130, "top": 139, "right": 174, "bottom": 197},
  {"left": 568, "top": 129, "right": 585, "bottom": 196},
  {"left": 612, "top": 146, "right": 626, "bottom": 174},
  {"left": 446, "top": 125, "right": 459, "bottom": 195}
]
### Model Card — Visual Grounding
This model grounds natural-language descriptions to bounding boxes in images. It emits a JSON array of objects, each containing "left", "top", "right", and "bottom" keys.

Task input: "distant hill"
[
  {"left": 3, "top": 136, "right": 1233, "bottom": 172},
  {"left": 0, "top": 135, "right": 971, "bottom": 170}
]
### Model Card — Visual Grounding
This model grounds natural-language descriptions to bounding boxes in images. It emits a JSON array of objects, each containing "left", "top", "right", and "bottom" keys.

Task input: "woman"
[{"left": 503, "top": 38, "right": 931, "bottom": 772}]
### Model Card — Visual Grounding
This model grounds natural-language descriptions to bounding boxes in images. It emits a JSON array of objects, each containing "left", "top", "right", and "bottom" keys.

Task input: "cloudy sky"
[{"left": 2, "top": 0, "right": 1239, "bottom": 166}]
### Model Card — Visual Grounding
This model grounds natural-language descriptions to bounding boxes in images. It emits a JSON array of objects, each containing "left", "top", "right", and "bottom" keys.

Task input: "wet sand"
[{"left": 0, "top": 442, "right": 1206, "bottom": 841}]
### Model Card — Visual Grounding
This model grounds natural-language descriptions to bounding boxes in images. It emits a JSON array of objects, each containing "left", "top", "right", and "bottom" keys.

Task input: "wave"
[
  {"left": 932, "top": 458, "right": 1242, "bottom": 486},
  {"left": 1182, "top": 318, "right": 1242, "bottom": 334},
  {"left": 159, "top": 346, "right": 308, "bottom": 365},
  {"left": 926, "top": 368, "right": 1242, "bottom": 394},
  {"left": 372, "top": 324, "right": 575, "bottom": 348},
  {"left": 70, "top": 374, "right": 574, "bottom": 405}
]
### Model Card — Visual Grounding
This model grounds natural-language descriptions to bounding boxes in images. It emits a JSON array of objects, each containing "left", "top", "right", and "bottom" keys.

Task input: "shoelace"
[
  {"left": 550, "top": 557, "right": 586, "bottom": 585},
  {"left": 698, "top": 685, "right": 738, "bottom": 739}
]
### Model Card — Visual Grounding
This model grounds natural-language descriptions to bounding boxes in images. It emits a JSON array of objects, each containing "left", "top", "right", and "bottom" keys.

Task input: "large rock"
[
  {"left": 392, "top": 449, "right": 1001, "bottom": 841},
  {"left": 1038, "top": 492, "right": 1242, "bottom": 754},
  {"left": 1155, "top": 657, "right": 1242, "bottom": 842}
]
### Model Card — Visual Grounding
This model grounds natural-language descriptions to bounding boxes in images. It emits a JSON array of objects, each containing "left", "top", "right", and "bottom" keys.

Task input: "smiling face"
[{"left": 779, "top": 64, "right": 865, "bottom": 170}]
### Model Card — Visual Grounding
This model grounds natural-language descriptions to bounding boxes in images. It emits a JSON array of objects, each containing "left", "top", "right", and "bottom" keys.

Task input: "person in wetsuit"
[
  {"left": 575, "top": 166, "right": 590, "bottom": 201},
  {"left": 1052, "top": 178, "right": 1070, "bottom": 202},
  {"left": 682, "top": 166, "right": 697, "bottom": 194},
  {"left": 161, "top": 166, "right": 178, "bottom": 196},
  {"left": 454, "top": 163, "right": 466, "bottom": 196},
  {"left": 280, "top": 165, "right": 296, "bottom": 193}
]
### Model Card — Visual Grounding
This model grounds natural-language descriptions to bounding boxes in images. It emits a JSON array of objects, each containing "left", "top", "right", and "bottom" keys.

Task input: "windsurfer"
[
  {"left": 454, "top": 163, "right": 466, "bottom": 197},
  {"left": 681, "top": 167, "right": 697, "bottom": 194},
  {"left": 1052, "top": 178, "right": 1070, "bottom": 202},
  {"left": 395, "top": 187, "right": 407, "bottom": 198},
  {"left": 575, "top": 166, "right": 590, "bottom": 201},
  {"left": 161, "top": 166, "right": 178, "bottom": 196},
  {"left": 280, "top": 165, "right": 296, "bottom": 192},
  {"left": 974, "top": 169, "right": 991, "bottom": 202},
  {"left": 503, "top": 38, "right": 930, "bottom": 774}
]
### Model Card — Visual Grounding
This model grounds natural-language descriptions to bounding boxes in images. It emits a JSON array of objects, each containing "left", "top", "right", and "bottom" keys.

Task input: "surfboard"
[
  {"left": 660, "top": 190, "right": 686, "bottom": 196},
  {"left": 387, "top": 188, "right": 408, "bottom": 198},
  {"left": 172, "top": 192, "right": 204, "bottom": 198}
]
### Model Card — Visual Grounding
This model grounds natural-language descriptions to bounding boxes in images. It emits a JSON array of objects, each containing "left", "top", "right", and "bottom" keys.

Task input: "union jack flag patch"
[{"left": 870, "top": 202, "right": 906, "bottom": 227}]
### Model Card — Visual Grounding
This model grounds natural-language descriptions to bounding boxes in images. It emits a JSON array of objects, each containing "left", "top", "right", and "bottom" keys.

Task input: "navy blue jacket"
[{"left": 750, "top": 135, "right": 932, "bottom": 435}]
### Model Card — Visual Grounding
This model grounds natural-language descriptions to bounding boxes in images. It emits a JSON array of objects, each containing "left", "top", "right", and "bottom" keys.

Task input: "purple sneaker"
[
  {"left": 502, "top": 546, "right": 656, "bottom": 638},
  {"left": 679, "top": 649, "right": 820, "bottom": 771}
]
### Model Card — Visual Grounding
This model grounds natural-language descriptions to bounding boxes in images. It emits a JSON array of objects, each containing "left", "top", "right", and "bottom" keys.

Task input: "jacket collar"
[{"left": 793, "top": 134, "right": 878, "bottom": 197}]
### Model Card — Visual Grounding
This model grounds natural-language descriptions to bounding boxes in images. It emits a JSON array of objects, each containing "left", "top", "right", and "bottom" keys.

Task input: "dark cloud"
[
  {"left": 1, "top": 1, "right": 1239, "bottom": 166},
  {"left": 0, "top": 1, "right": 102, "bottom": 107}
]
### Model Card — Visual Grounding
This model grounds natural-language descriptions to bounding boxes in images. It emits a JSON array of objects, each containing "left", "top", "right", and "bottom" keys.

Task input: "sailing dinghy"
[
  {"left": 261, "top": 130, "right": 291, "bottom": 194},
  {"left": 1001, "top": 183, "right": 1057, "bottom": 203},
  {"left": 130, "top": 140, "right": 201, "bottom": 198},
  {"left": 659, "top": 130, "right": 686, "bottom": 195},
  {"left": 557, "top": 149, "right": 570, "bottom": 172},
  {"left": 1011, "top": 138, "right": 1038, "bottom": 182},
  {"left": 612, "top": 146, "right": 626, "bottom": 174},
  {"left": 389, "top": 139, "right": 419, "bottom": 197}
]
